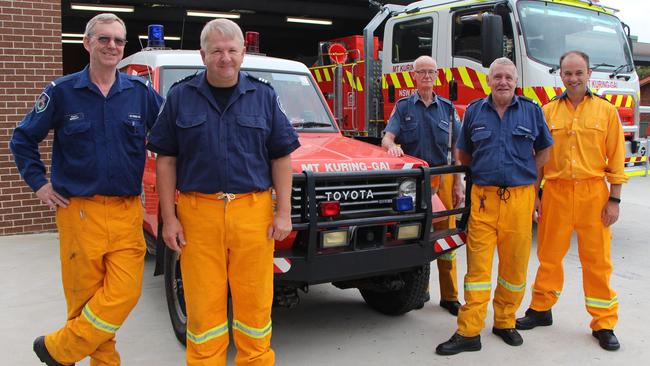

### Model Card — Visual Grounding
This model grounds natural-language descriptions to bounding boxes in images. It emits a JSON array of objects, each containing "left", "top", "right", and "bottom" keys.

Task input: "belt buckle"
[{"left": 216, "top": 192, "right": 236, "bottom": 203}]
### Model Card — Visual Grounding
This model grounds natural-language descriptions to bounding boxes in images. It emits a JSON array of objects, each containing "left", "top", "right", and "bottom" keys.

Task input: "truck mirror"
[
  {"left": 481, "top": 13, "right": 504, "bottom": 68},
  {"left": 388, "top": 84, "right": 396, "bottom": 103},
  {"left": 449, "top": 79, "right": 458, "bottom": 101}
]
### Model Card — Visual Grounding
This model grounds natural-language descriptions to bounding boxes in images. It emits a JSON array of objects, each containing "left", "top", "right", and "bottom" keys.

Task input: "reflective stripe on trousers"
[
  {"left": 530, "top": 178, "right": 618, "bottom": 330},
  {"left": 46, "top": 196, "right": 145, "bottom": 366},
  {"left": 457, "top": 184, "right": 534, "bottom": 337},
  {"left": 178, "top": 191, "right": 275, "bottom": 366}
]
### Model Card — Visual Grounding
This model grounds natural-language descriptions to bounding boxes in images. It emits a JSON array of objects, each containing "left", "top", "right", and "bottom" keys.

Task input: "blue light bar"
[
  {"left": 147, "top": 24, "right": 165, "bottom": 48},
  {"left": 393, "top": 196, "right": 414, "bottom": 212}
]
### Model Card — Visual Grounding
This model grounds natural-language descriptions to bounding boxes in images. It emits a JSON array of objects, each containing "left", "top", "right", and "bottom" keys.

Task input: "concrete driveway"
[{"left": 2, "top": 177, "right": 649, "bottom": 365}]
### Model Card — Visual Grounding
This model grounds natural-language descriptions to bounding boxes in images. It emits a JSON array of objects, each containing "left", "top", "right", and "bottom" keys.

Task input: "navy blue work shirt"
[
  {"left": 147, "top": 71, "right": 300, "bottom": 194},
  {"left": 384, "top": 93, "right": 461, "bottom": 167},
  {"left": 456, "top": 95, "right": 553, "bottom": 187},
  {"left": 10, "top": 66, "right": 163, "bottom": 197}
]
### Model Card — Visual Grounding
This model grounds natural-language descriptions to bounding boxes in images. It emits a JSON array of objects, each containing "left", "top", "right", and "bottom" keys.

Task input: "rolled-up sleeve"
[
  {"left": 533, "top": 105, "right": 553, "bottom": 152},
  {"left": 147, "top": 95, "right": 178, "bottom": 157},
  {"left": 267, "top": 92, "right": 300, "bottom": 159},
  {"left": 456, "top": 107, "right": 473, "bottom": 155}
]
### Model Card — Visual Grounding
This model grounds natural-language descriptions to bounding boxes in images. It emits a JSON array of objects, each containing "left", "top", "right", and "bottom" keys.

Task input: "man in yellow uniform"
[
  {"left": 10, "top": 13, "right": 162, "bottom": 366},
  {"left": 382, "top": 55, "right": 465, "bottom": 315},
  {"left": 436, "top": 58, "right": 553, "bottom": 355},
  {"left": 148, "top": 19, "right": 299, "bottom": 365},
  {"left": 516, "top": 51, "right": 627, "bottom": 351}
]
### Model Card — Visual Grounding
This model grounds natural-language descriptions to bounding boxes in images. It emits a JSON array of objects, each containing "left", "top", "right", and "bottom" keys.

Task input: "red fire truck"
[
  {"left": 312, "top": 0, "right": 646, "bottom": 166},
  {"left": 119, "top": 33, "right": 469, "bottom": 344}
]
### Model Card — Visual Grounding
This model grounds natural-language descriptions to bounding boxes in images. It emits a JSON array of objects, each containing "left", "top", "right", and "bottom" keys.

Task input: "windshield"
[
  {"left": 517, "top": 1, "right": 633, "bottom": 72},
  {"left": 159, "top": 67, "right": 335, "bottom": 131}
]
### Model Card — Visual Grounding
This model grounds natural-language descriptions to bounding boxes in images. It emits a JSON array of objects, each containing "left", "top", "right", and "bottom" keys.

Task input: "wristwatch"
[{"left": 608, "top": 196, "right": 621, "bottom": 204}]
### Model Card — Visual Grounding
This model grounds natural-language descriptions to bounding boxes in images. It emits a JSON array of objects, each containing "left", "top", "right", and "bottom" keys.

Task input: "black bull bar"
[{"left": 275, "top": 165, "right": 472, "bottom": 285}]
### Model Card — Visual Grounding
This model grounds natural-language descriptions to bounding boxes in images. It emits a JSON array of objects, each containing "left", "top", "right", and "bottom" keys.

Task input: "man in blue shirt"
[
  {"left": 11, "top": 13, "right": 162, "bottom": 366},
  {"left": 147, "top": 19, "right": 299, "bottom": 366},
  {"left": 382, "top": 55, "right": 465, "bottom": 315},
  {"left": 436, "top": 58, "right": 553, "bottom": 355}
]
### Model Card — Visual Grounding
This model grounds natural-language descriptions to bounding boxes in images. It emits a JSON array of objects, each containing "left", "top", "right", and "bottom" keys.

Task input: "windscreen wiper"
[
  {"left": 291, "top": 121, "right": 332, "bottom": 128},
  {"left": 591, "top": 62, "right": 615, "bottom": 71},
  {"left": 609, "top": 64, "right": 632, "bottom": 80}
]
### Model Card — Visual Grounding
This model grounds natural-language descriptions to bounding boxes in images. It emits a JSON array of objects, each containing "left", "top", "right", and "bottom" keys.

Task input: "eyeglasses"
[
  {"left": 415, "top": 70, "right": 437, "bottom": 76},
  {"left": 95, "top": 36, "right": 128, "bottom": 47}
]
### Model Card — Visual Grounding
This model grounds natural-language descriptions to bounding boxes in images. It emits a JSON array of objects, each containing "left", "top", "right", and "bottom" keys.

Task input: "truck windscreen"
[{"left": 517, "top": 1, "right": 633, "bottom": 72}]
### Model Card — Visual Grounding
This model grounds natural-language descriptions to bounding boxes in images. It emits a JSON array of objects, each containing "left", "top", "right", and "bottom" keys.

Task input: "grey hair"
[
  {"left": 488, "top": 57, "right": 517, "bottom": 77},
  {"left": 413, "top": 55, "right": 437, "bottom": 70},
  {"left": 200, "top": 18, "right": 244, "bottom": 50},
  {"left": 84, "top": 13, "right": 126, "bottom": 38}
]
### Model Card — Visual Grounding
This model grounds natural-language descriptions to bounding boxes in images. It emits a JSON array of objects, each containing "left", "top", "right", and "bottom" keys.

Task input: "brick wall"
[{"left": 0, "top": 1, "right": 62, "bottom": 235}]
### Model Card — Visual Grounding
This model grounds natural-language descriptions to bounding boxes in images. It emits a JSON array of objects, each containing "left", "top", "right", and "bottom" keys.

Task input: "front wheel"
[
  {"left": 164, "top": 245, "right": 187, "bottom": 345},
  {"left": 359, "top": 264, "right": 430, "bottom": 316}
]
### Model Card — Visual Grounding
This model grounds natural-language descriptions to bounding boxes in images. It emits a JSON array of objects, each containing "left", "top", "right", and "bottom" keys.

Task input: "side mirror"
[
  {"left": 481, "top": 13, "right": 504, "bottom": 68},
  {"left": 388, "top": 84, "right": 396, "bottom": 103},
  {"left": 449, "top": 79, "right": 458, "bottom": 101},
  {"left": 622, "top": 22, "right": 634, "bottom": 54}
]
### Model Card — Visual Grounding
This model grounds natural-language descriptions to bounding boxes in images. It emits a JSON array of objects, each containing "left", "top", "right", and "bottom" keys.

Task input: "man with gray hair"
[
  {"left": 11, "top": 13, "right": 162, "bottom": 366},
  {"left": 148, "top": 18, "right": 299, "bottom": 365},
  {"left": 436, "top": 57, "right": 553, "bottom": 355}
]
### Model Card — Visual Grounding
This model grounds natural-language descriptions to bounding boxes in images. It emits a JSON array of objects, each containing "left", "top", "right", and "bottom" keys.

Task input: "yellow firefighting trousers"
[
  {"left": 530, "top": 178, "right": 618, "bottom": 330},
  {"left": 433, "top": 173, "right": 458, "bottom": 301},
  {"left": 177, "top": 191, "right": 275, "bottom": 366},
  {"left": 457, "top": 184, "right": 534, "bottom": 337},
  {"left": 47, "top": 196, "right": 146, "bottom": 366}
]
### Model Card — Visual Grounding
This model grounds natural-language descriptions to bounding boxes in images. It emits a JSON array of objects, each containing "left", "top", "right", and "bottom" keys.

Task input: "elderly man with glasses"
[
  {"left": 11, "top": 13, "right": 162, "bottom": 366},
  {"left": 382, "top": 55, "right": 465, "bottom": 316}
]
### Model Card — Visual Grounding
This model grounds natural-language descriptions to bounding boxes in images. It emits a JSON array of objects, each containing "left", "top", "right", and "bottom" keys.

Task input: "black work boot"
[
  {"left": 592, "top": 329, "right": 620, "bottom": 351},
  {"left": 436, "top": 333, "right": 481, "bottom": 355},
  {"left": 33, "top": 336, "right": 71, "bottom": 366},
  {"left": 516, "top": 308, "right": 553, "bottom": 330},
  {"left": 439, "top": 300, "right": 462, "bottom": 316},
  {"left": 492, "top": 327, "right": 524, "bottom": 346}
]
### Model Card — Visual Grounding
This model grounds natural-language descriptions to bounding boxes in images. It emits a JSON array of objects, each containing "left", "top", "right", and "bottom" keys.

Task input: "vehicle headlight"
[{"left": 398, "top": 179, "right": 417, "bottom": 203}]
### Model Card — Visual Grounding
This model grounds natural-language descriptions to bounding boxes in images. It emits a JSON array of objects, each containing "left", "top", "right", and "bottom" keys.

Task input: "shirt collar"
[
  {"left": 486, "top": 93, "right": 519, "bottom": 109},
  {"left": 74, "top": 65, "right": 129, "bottom": 94},
  {"left": 191, "top": 71, "right": 257, "bottom": 111},
  {"left": 411, "top": 91, "right": 438, "bottom": 106},
  {"left": 192, "top": 71, "right": 256, "bottom": 93},
  {"left": 557, "top": 87, "right": 593, "bottom": 99}
]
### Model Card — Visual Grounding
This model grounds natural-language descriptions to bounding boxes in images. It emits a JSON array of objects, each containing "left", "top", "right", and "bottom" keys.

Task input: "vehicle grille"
[{"left": 291, "top": 177, "right": 407, "bottom": 222}]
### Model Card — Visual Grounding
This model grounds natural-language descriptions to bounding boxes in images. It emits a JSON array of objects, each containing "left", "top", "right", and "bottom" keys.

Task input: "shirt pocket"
[
  {"left": 176, "top": 113, "right": 208, "bottom": 151},
  {"left": 121, "top": 118, "right": 146, "bottom": 157},
  {"left": 398, "top": 120, "right": 418, "bottom": 144},
  {"left": 511, "top": 124, "right": 536, "bottom": 158},
  {"left": 61, "top": 118, "right": 93, "bottom": 158},
  {"left": 548, "top": 119, "right": 566, "bottom": 136},
  {"left": 236, "top": 116, "right": 268, "bottom": 153},
  {"left": 435, "top": 120, "right": 451, "bottom": 148},
  {"left": 581, "top": 118, "right": 607, "bottom": 154}
]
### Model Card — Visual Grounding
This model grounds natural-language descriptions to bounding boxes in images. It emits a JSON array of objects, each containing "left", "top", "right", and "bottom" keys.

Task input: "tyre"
[
  {"left": 359, "top": 264, "right": 430, "bottom": 316},
  {"left": 164, "top": 245, "right": 187, "bottom": 345}
]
